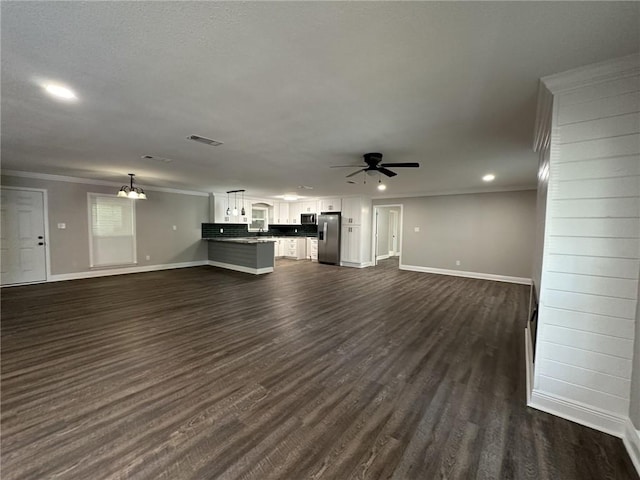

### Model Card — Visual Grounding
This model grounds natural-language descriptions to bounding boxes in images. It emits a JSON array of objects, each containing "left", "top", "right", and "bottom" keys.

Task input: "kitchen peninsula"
[
  {"left": 206, "top": 237, "right": 276, "bottom": 275},
  {"left": 202, "top": 222, "right": 318, "bottom": 275}
]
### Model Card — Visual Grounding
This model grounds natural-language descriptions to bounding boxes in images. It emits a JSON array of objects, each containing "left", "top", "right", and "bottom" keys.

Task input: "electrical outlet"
[
  {"left": 414, "top": 226, "right": 420, "bottom": 233},
  {"left": 456, "top": 260, "right": 461, "bottom": 266},
  {"left": 57, "top": 223, "right": 66, "bottom": 229},
  {"left": 146, "top": 255, "right": 151, "bottom": 261},
  {"left": 295, "top": 228, "right": 298, "bottom": 233},
  {"left": 220, "top": 228, "right": 224, "bottom": 233}
]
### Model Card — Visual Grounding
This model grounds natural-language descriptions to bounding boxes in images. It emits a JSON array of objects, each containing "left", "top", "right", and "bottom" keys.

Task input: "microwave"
[{"left": 300, "top": 213, "right": 317, "bottom": 225}]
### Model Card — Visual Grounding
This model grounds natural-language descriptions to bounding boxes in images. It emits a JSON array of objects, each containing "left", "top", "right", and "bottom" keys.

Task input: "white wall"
[
  {"left": 374, "top": 190, "right": 536, "bottom": 282},
  {"left": 532, "top": 56, "right": 640, "bottom": 442}
]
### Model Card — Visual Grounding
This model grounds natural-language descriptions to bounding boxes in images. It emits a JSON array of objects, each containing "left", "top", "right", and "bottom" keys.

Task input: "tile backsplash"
[{"left": 202, "top": 223, "right": 317, "bottom": 238}]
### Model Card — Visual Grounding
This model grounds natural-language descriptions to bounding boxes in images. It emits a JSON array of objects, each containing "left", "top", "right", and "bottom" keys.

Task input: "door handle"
[
  {"left": 38, "top": 236, "right": 44, "bottom": 239},
  {"left": 38, "top": 242, "right": 44, "bottom": 246}
]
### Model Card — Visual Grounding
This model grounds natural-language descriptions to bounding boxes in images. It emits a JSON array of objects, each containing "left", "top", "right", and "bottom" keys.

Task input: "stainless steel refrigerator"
[{"left": 318, "top": 213, "right": 341, "bottom": 265}]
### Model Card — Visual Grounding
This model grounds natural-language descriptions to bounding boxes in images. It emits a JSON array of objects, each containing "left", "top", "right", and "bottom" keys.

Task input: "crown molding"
[
  {"left": 541, "top": 53, "right": 640, "bottom": 94},
  {"left": 0, "top": 170, "right": 210, "bottom": 197},
  {"left": 372, "top": 185, "right": 535, "bottom": 200}
]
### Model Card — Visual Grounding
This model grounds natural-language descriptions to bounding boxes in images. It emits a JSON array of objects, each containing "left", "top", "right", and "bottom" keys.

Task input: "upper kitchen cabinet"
[
  {"left": 213, "top": 193, "right": 248, "bottom": 224},
  {"left": 300, "top": 201, "right": 318, "bottom": 214},
  {"left": 272, "top": 202, "right": 290, "bottom": 224},
  {"left": 289, "top": 202, "right": 302, "bottom": 225},
  {"left": 319, "top": 198, "right": 341, "bottom": 213},
  {"left": 341, "top": 197, "right": 367, "bottom": 225}
]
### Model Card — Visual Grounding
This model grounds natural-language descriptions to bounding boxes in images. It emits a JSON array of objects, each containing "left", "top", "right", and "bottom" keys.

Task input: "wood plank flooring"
[{"left": 2, "top": 259, "right": 638, "bottom": 479}]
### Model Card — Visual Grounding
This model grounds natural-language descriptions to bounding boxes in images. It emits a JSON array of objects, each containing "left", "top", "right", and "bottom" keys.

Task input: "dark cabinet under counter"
[{"left": 205, "top": 238, "right": 275, "bottom": 275}]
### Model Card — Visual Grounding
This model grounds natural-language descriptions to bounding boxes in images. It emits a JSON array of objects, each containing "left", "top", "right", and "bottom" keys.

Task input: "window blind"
[{"left": 88, "top": 194, "right": 136, "bottom": 267}]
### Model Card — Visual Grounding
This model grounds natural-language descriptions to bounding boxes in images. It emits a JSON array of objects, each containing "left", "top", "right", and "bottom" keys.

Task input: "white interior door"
[
  {"left": 389, "top": 210, "right": 399, "bottom": 256},
  {"left": 1, "top": 189, "right": 47, "bottom": 285}
]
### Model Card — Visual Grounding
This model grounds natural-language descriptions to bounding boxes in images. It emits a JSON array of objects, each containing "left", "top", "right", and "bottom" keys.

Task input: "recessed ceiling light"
[
  {"left": 482, "top": 174, "right": 495, "bottom": 182},
  {"left": 43, "top": 83, "right": 77, "bottom": 101},
  {"left": 297, "top": 185, "right": 314, "bottom": 190}
]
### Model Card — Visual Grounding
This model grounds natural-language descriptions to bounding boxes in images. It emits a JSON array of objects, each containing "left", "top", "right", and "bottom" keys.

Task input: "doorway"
[
  {"left": 1, "top": 188, "right": 48, "bottom": 285},
  {"left": 372, "top": 204, "right": 402, "bottom": 267}
]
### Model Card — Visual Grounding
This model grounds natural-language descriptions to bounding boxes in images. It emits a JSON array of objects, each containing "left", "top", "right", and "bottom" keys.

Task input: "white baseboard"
[
  {"left": 376, "top": 254, "right": 390, "bottom": 260},
  {"left": 399, "top": 264, "right": 531, "bottom": 285},
  {"left": 524, "top": 327, "right": 533, "bottom": 405},
  {"left": 47, "top": 260, "right": 209, "bottom": 282},
  {"left": 207, "top": 260, "right": 273, "bottom": 275},
  {"left": 529, "top": 389, "right": 627, "bottom": 438},
  {"left": 623, "top": 419, "right": 640, "bottom": 476},
  {"left": 340, "top": 261, "right": 373, "bottom": 269},
  {"left": 529, "top": 389, "right": 640, "bottom": 476}
]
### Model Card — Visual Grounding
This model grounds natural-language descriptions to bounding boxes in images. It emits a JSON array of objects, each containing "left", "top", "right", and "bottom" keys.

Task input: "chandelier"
[{"left": 117, "top": 173, "right": 147, "bottom": 199}]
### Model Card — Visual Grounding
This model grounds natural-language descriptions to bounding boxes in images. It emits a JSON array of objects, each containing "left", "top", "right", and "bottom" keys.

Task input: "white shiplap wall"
[{"left": 533, "top": 63, "right": 640, "bottom": 424}]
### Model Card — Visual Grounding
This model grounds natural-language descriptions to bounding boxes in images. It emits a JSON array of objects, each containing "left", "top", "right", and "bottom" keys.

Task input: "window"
[
  {"left": 88, "top": 193, "right": 136, "bottom": 267},
  {"left": 249, "top": 206, "right": 268, "bottom": 232}
]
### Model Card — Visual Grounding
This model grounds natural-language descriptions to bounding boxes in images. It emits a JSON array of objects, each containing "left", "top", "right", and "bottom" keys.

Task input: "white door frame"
[
  {"left": 371, "top": 204, "right": 403, "bottom": 267},
  {"left": 1, "top": 186, "right": 51, "bottom": 284}
]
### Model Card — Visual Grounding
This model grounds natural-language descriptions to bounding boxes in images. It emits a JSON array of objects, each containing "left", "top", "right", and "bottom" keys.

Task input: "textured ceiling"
[{"left": 2, "top": 2, "right": 639, "bottom": 198}]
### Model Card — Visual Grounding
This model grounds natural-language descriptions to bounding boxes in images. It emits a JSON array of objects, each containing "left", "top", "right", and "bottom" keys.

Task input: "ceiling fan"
[{"left": 331, "top": 153, "right": 419, "bottom": 178}]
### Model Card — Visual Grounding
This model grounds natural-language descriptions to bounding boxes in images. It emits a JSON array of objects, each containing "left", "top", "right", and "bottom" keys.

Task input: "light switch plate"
[
  {"left": 414, "top": 226, "right": 420, "bottom": 232},
  {"left": 57, "top": 223, "right": 66, "bottom": 229},
  {"left": 172, "top": 225, "right": 177, "bottom": 231}
]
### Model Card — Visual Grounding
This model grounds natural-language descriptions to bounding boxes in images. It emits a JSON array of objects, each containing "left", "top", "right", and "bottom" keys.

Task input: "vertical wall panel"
[{"left": 534, "top": 66, "right": 640, "bottom": 421}]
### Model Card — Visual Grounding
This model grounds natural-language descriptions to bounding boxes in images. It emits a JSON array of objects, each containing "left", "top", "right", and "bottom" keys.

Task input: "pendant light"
[
  {"left": 226, "top": 192, "right": 231, "bottom": 216},
  {"left": 241, "top": 191, "right": 246, "bottom": 216},
  {"left": 116, "top": 173, "right": 147, "bottom": 199},
  {"left": 233, "top": 192, "right": 238, "bottom": 216}
]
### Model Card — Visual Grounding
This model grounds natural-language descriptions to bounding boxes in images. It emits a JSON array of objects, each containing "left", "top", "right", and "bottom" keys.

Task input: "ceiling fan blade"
[
  {"left": 380, "top": 162, "right": 420, "bottom": 168},
  {"left": 378, "top": 167, "right": 397, "bottom": 177},
  {"left": 330, "top": 164, "right": 367, "bottom": 168},
  {"left": 346, "top": 169, "right": 366, "bottom": 178}
]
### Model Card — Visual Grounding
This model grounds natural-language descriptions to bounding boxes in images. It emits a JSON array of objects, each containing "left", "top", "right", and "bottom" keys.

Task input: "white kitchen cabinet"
[
  {"left": 289, "top": 202, "right": 302, "bottom": 224},
  {"left": 214, "top": 194, "right": 231, "bottom": 223},
  {"left": 306, "top": 237, "right": 318, "bottom": 262},
  {"left": 273, "top": 237, "right": 284, "bottom": 258},
  {"left": 341, "top": 197, "right": 364, "bottom": 225},
  {"left": 341, "top": 226, "right": 362, "bottom": 263},
  {"left": 272, "top": 203, "right": 290, "bottom": 224},
  {"left": 339, "top": 196, "right": 372, "bottom": 267},
  {"left": 283, "top": 237, "right": 306, "bottom": 260},
  {"left": 319, "top": 198, "right": 341, "bottom": 213},
  {"left": 214, "top": 194, "right": 248, "bottom": 224},
  {"left": 300, "top": 201, "right": 318, "bottom": 214}
]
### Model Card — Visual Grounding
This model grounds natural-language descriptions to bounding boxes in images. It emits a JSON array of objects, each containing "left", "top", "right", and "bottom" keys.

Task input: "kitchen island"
[{"left": 205, "top": 238, "right": 275, "bottom": 275}]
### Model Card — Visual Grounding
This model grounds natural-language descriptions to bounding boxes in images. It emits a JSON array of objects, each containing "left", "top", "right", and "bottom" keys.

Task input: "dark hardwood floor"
[{"left": 2, "top": 259, "right": 638, "bottom": 480}]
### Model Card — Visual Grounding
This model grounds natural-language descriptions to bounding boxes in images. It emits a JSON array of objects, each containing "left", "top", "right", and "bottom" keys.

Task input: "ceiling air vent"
[
  {"left": 141, "top": 155, "right": 173, "bottom": 163},
  {"left": 188, "top": 135, "right": 223, "bottom": 147}
]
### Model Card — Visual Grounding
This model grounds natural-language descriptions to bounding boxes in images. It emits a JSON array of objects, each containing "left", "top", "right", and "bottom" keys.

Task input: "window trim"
[
  {"left": 87, "top": 192, "right": 137, "bottom": 268},
  {"left": 248, "top": 205, "right": 269, "bottom": 232}
]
